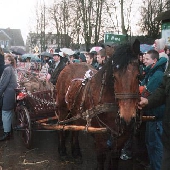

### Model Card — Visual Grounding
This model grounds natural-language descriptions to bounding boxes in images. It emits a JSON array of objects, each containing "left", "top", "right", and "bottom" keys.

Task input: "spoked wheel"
[{"left": 16, "top": 105, "right": 32, "bottom": 149}]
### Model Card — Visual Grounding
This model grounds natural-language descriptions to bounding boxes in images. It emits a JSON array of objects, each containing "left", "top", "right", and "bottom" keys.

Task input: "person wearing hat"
[
  {"left": 46, "top": 52, "right": 65, "bottom": 85},
  {"left": 60, "top": 48, "right": 75, "bottom": 64}
]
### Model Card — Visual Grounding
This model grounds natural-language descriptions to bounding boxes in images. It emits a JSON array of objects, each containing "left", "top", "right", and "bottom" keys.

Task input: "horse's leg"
[
  {"left": 94, "top": 134, "right": 107, "bottom": 170},
  {"left": 96, "top": 153, "right": 106, "bottom": 170},
  {"left": 96, "top": 149, "right": 120, "bottom": 170},
  {"left": 95, "top": 133, "right": 121, "bottom": 170},
  {"left": 58, "top": 130, "right": 68, "bottom": 161},
  {"left": 71, "top": 131, "right": 82, "bottom": 163},
  {"left": 57, "top": 107, "right": 69, "bottom": 161}
]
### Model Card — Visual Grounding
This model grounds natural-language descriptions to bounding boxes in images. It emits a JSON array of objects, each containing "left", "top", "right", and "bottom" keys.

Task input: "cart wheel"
[{"left": 17, "top": 105, "right": 32, "bottom": 149}]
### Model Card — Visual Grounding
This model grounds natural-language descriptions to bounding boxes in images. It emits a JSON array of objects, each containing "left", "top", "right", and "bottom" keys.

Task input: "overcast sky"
[
  {"left": 0, "top": 0, "right": 142, "bottom": 43},
  {"left": 0, "top": 0, "right": 50, "bottom": 42}
]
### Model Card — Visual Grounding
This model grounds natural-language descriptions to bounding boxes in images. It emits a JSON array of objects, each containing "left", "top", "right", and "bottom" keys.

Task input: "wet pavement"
[{"left": 0, "top": 128, "right": 149, "bottom": 170}]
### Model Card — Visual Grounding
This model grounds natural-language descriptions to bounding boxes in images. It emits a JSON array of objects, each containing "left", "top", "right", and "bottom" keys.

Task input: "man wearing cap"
[{"left": 46, "top": 52, "right": 65, "bottom": 85}]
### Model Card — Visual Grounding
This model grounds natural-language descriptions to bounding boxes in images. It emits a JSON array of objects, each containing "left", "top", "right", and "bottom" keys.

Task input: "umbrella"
[
  {"left": 10, "top": 47, "right": 26, "bottom": 55},
  {"left": 60, "top": 48, "right": 75, "bottom": 55},
  {"left": 21, "top": 53, "right": 41, "bottom": 62},
  {"left": 140, "top": 44, "right": 154, "bottom": 53},
  {"left": 40, "top": 51, "right": 53, "bottom": 58},
  {"left": 90, "top": 46, "right": 102, "bottom": 53}
]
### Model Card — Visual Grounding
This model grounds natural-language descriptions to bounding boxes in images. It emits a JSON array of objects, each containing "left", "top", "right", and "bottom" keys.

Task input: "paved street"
[{"left": 0, "top": 128, "right": 149, "bottom": 170}]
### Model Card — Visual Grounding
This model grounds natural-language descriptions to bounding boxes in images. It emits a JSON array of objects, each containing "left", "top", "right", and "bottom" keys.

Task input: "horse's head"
[{"left": 111, "top": 39, "right": 140, "bottom": 122}]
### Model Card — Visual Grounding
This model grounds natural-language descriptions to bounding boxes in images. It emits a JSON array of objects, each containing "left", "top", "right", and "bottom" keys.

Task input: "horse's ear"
[{"left": 132, "top": 39, "right": 140, "bottom": 55}]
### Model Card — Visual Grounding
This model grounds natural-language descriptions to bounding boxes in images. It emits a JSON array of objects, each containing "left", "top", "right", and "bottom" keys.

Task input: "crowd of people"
[
  {"left": 40, "top": 44, "right": 116, "bottom": 86},
  {"left": 0, "top": 38, "right": 170, "bottom": 170},
  {"left": 136, "top": 38, "right": 170, "bottom": 170}
]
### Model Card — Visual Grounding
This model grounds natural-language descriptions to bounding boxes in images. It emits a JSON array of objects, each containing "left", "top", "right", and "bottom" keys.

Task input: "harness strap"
[
  {"left": 79, "top": 80, "right": 90, "bottom": 110},
  {"left": 82, "top": 103, "right": 118, "bottom": 119},
  {"left": 70, "top": 81, "right": 84, "bottom": 111},
  {"left": 57, "top": 103, "right": 118, "bottom": 128},
  {"left": 98, "top": 71, "right": 107, "bottom": 103}
]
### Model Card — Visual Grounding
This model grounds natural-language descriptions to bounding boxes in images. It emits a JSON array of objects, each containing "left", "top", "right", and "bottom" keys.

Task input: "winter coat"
[
  {"left": 0, "top": 54, "right": 4, "bottom": 78},
  {"left": 48, "top": 60, "right": 66, "bottom": 85},
  {"left": 146, "top": 64, "right": 170, "bottom": 149},
  {"left": 0, "top": 64, "right": 17, "bottom": 110},
  {"left": 141, "top": 57, "right": 167, "bottom": 120}
]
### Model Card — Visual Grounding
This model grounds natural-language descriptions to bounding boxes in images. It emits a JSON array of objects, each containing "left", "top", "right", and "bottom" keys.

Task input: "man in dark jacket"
[
  {"left": 139, "top": 68, "right": 170, "bottom": 170},
  {"left": 46, "top": 52, "right": 66, "bottom": 85}
]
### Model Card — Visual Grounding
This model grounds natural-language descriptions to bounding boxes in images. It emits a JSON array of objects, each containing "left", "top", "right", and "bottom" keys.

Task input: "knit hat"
[{"left": 154, "top": 38, "right": 166, "bottom": 52}]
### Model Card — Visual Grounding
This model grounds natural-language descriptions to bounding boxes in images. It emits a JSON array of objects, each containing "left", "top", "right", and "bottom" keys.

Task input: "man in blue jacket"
[{"left": 139, "top": 50, "right": 167, "bottom": 170}]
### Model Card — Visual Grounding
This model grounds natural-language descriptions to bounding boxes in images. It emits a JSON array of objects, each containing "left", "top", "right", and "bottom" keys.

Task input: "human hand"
[{"left": 138, "top": 97, "right": 148, "bottom": 109}]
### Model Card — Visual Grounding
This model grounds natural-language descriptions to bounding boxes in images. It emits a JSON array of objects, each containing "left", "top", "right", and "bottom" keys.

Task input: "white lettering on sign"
[
  {"left": 111, "top": 36, "right": 114, "bottom": 40},
  {"left": 107, "top": 34, "right": 109, "bottom": 40}
]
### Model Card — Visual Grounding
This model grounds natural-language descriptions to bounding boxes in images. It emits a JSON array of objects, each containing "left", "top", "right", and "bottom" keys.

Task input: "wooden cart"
[
  {"left": 15, "top": 88, "right": 107, "bottom": 149},
  {"left": 14, "top": 88, "right": 58, "bottom": 148}
]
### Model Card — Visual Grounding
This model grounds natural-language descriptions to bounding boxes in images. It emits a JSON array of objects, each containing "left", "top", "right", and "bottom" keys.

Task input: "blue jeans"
[
  {"left": 2, "top": 110, "right": 14, "bottom": 132},
  {"left": 145, "top": 121, "right": 163, "bottom": 170}
]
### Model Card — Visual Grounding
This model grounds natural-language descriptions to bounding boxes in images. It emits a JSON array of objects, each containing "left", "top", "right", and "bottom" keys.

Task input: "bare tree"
[
  {"left": 120, "top": 0, "right": 133, "bottom": 35},
  {"left": 140, "top": 0, "right": 165, "bottom": 38},
  {"left": 104, "top": 0, "right": 133, "bottom": 37},
  {"left": 32, "top": 0, "right": 141, "bottom": 50}
]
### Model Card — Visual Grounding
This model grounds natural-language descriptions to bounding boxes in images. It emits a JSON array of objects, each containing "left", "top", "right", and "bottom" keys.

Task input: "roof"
[
  {"left": 0, "top": 28, "right": 24, "bottom": 46},
  {"left": 0, "top": 30, "right": 11, "bottom": 40},
  {"left": 155, "top": 10, "right": 170, "bottom": 21}
]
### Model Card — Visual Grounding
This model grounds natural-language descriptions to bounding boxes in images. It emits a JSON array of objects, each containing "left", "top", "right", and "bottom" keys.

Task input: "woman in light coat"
[{"left": 0, "top": 54, "right": 17, "bottom": 141}]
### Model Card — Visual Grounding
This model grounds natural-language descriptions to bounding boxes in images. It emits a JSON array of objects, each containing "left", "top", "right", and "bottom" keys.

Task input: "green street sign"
[
  {"left": 162, "top": 22, "right": 170, "bottom": 30},
  {"left": 104, "top": 33, "right": 126, "bottom": 44}
]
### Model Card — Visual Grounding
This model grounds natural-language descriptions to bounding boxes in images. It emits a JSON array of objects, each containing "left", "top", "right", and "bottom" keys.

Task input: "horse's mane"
[{"left": 111, "top": 43, "right": 138, "bottom": 70}]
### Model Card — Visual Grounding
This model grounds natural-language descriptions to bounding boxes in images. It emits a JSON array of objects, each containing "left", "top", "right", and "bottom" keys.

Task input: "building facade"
[
  {"left": 26, "top": 32, "right": 72, "bottom": 53},
  {"left": 0, "top": 28, "right": 25, "bottom": 50}
]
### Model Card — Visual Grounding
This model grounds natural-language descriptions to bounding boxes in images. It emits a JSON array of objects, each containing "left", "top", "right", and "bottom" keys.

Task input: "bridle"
[
  {"left": 115, "top": 93, "right": 139, "bottom": 100},
  {"left": 112, "top": 61, "right": 139, "bottom": 100}
]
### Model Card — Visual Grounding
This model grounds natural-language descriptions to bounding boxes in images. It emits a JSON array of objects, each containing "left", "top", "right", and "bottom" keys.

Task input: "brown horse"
[{"left": 56, "top": 40, "right": 140, "bottom": 169}]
